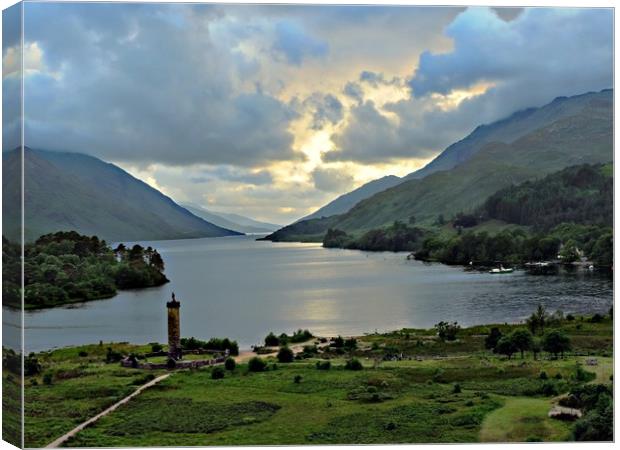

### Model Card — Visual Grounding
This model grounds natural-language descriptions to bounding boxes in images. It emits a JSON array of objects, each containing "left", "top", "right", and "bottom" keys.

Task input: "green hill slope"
[
  {"left": 265, "top": 89, "right": 612, "bottom": 242},
  {"left": 2, "top": 148, "right": 241, "bottom": 242}
]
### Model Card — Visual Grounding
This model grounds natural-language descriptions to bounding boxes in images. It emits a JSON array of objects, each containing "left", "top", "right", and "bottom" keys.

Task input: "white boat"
[{"left": 489, "top": 265, "right": 514, "bottom": 274}]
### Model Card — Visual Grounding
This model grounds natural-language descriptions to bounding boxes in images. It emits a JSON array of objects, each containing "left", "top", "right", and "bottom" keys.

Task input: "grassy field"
[{"left": 12, "top": 314, "right": 612, "bottom": 447}]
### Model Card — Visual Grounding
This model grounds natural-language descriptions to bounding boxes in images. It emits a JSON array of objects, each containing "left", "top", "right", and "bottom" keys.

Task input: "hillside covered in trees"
[
  {"left": 2, "top": 231, "right": 169, "bottom": 309},
  {"left": 481, "top": 163, "right": 612, "bottom": 231}
]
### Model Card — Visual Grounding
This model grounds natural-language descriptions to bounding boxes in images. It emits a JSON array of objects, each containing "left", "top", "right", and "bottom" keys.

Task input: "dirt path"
[{"left": 45, "top": 373, "right": 171, "bottom": 448}]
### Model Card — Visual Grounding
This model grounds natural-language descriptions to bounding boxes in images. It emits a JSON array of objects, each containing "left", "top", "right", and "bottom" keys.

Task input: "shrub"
[
  {"left": 78, "top": 351, "right": 88, "bottom": 357},
  {"left": 105, "top": 347, "right": 123, "bottom": 364},
  {"left": 539, "top": 371, "right": 548, "bottom": 380},
  {"left": 211, "top": 367, "right": 225, "bottom": 380},
  {"left": 344, "top": 338, "right": 358, "bottom": 350},
  {"left": 277, "top": 347, "right": 294, "bottom": 363},
  {"left": 224, "top": 357, "right": 236, "bottom": 371},
  {"left": 541, "top": 381, "right": 559, "bottom": 396},
  {"left": 293, "top": 375, "right": 302, "bottom": 384},
  {"left": 316, "top": 360, "right": 331, "bottom": 371},
  {"left": 589, "top": 313, "right": 604, "bottom": 323},
  {"left": 248, "top": 357, "right": 267, "bottom": 372},
  {"left": 150, "top": 343, "right": 163, "bottom": 353},
  {"left": 452, "top": 383, "right": 461, "bottom": 394},
  {"left": 566, "top": 314, "right": 575, "bottom": 321},
  {"left": 331, "top": 336, "right": 345, "bottom": 348},
  {"left": 166, "top": 358, "right": 177, "bottom": 369},
  {"left": 345, "top": 358, "right": 363, "bottom": 371},
  {"left": 24, "top": 353, "right": 42, "bottom": 376},
  {"left": 264, "top": 332, "right": 280, "bottom": 347},
  {"left": 42, "top": 373, "right": 53, "bottom": 385}
]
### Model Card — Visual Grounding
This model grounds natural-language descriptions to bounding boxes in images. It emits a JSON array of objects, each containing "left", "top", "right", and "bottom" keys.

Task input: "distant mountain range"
[
  {"left": 2, "top": 148, "right": 242, "bottom": 242},
  {"left": 266, "top": 89, "right": 613, "bottom": 241},
  {"left": 181, "top": 203, "right": 281, "bottom": 234}
]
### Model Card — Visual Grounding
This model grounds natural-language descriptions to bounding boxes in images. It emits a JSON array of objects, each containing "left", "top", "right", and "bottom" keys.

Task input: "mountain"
[
  {"left": 181, "top": 203, "right": 280, "bottom": 234},
  {"left": 301, "top": 175, "right": 402, "bottom": 221},
  {"left": 265, "top": 89, "right": 612, "bottom": 241},
  {"left": 404, "top": 89, "right": 614, "bottom": 181},
  {"left": 2, "top": 148, "right": 241, "bottom": 242}
]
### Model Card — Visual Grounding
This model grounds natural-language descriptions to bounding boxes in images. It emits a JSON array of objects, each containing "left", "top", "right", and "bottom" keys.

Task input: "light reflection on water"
[{"left": 4, "top": 235, "right": 612, "bottom": 352}]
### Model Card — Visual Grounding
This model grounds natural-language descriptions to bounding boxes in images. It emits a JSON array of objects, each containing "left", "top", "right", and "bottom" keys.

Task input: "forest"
[
  {"left": 481, "top": 163, "right": 612, "bottom": 231},
  {"left": 2, "top": 231, "right": 168, "bottom": 309},
  {"left": 323, "top": 221, "right": 424, "bottom": 252}
]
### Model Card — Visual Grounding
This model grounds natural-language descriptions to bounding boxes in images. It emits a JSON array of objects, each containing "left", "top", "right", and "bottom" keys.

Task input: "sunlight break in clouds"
[{"left": 7, "top": 4, "right": 612, "bottom": 223}]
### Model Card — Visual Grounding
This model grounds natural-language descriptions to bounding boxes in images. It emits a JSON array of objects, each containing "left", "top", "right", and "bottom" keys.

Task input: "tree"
[
  {"left": 435, "top": 321, "right": 460, "bottom": 341},
  {"left": 264, "top": 332, "right": 280, "bottom": 347},
  {"left": 531, "top": 338, "right": 542, "bottom": 361},
  {"left": 277, "top": 346, "right": 294, "bottom": 363},
  {"left": 543, "top": 330, "right": 571, "bottom": 358},
  {"left": 485, "top": 327, "right": 503, "bottom": 350},
  {"left": 495, "top": 336, "right": 517, "bottom": 360},
  {"left": 511, "top": 329, "right": 534, "bottom": 359},
  {"left": 559, "top": 239, "right": 580, "bottom": 263},
  {"left": 527, "top": 304, "right": 548, "bottom": 335}
]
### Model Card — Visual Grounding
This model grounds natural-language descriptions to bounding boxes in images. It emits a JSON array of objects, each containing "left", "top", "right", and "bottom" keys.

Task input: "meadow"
[{"left": 6, "top": 312, "right": 613, "bottom": 447}]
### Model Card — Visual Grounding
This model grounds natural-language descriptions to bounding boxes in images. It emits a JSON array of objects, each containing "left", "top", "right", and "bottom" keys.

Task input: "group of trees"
[
  {"left": 481, "top": 164, "right": 612, "bottom": 231},
  {"left": 180, "top": 337, "right": 239, "bottom": 356},
  {"left": 2, "top": 231, "right": 169, "bottom": 309},
  {"left": 323, "top": 221, "right": 424, "bottom": 252},
  {"left": 414, "top": 222, "right": 612, "bottom": 267},
  {"left": 485, "top": 306, "right": 573, "bottom": 359},
  {"left": 264, "top": 329, "right": 313, "bottom": 347}
]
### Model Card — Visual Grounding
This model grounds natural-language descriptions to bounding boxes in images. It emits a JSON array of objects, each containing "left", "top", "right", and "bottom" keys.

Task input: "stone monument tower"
[{"left": 167, "top": 292, "right": 181, "bottom": 360}]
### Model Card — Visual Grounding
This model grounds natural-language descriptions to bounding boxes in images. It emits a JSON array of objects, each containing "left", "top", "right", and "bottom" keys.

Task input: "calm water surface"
[{"left": 4, "top": 235, "right": 612, "bottom": 352}]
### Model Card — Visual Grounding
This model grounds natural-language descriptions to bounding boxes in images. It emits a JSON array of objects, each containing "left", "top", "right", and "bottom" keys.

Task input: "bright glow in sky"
[{"left": 2, "top": 4, "right": 613, "bottom": 224}]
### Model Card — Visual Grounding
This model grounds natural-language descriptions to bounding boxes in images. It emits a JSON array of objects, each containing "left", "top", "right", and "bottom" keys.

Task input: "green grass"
[
  {"left": 20, "top": 343, "right": 165, "bottom": 448},
  {"left": 480, "top": 397, "right": 572, "bottom": 442},
  {"left": 19, "top": 317, "right": 612, "bottom": 447}
]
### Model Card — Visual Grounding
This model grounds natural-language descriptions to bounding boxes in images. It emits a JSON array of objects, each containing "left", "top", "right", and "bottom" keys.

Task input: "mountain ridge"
[{"left": 2, "top": 148, "right": 241, "bottom": 242}]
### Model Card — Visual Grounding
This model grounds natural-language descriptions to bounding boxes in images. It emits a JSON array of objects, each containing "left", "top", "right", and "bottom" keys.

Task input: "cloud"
[
  {"left": 189, "top": 166, "right": 273, "bottom": 185},
  {"left": 301, "top": 93, "right": 344, "bottom": 130},
  {"left": 410, "top": 8, "right": 612, "bottom": 98},
  {"left": 329, "top": 7, "right": 613, "bottom": 164},
  {"left": 20, "top": 3, "right": 300, "bottom": 168},
  {"left": 272, "top": 20, "right": 328, "bottom": 65},
  {"left": 311, "top": 167, "right": 355, "bottom": 192}
]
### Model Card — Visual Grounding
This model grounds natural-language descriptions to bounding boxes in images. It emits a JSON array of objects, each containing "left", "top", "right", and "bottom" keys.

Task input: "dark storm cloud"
[
  {"left": 19, "top": 2, "right": 299, "bottom": 167},
  {"left": 328, "top": 7, "right": 613, "bottom": 164},
  {"left": 301, "top": 93, "right": 344, "bottom": 130}
]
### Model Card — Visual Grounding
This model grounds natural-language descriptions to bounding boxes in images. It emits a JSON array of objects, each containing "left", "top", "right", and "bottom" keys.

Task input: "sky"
[{"left": 2, "top": 4, "right": 613, "bottom": 224}]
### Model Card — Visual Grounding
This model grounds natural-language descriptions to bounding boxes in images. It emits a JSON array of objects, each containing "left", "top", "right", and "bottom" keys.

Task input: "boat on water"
[{"left": 489, "top": 265, "right": 514, "bottom": 274}]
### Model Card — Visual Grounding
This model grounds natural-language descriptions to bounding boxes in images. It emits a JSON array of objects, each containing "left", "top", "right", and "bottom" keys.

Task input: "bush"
[
  {"left": 264, "top": 332, "right": 280, "bottom": 347},
  {"left": 211, "top": 367, "right": 225, "bottom": 380},
  {"left": 452, "top": 383, "right": 461, "bottom": 394},
  {"left": 166, "top": 358, "right": 177, "bottom": 369},
  {"left": 224, "top": 357, "right": 236, "bottom": 371},
  {"left": 42, "top": 373, "right": 53, "bottom": 385},
  {"left": 293, "top": 375, "right": 302, "bottom": 384},
  {"left": 541, "top": 381, "right": 559, "bottom": 396},
  {"left": 316, "top": 360, "right": 331, "bottom": 371},
  {"left": 277, "top": 347, "right": 294, "bottom": 363},
  {"left": 78, "top": 351, "right": 88, "bottom": 357},
  {"left": 105, "top": 347, "right": 123, "bottom": 364},
  {"left": 345, "top": 358, "right": 363, "bottom": 371},
  {"left": 539, "top": 371, "right": 548, "bottom": 380},
  {"left": 248, "top": 357, "right": 267, "bottom": 372},
  {"left": 589, "top": 313, "right": 604, "bottom": 323},
  {"left": 150, "top": 343, "right": 163, "bottom": 353}
]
